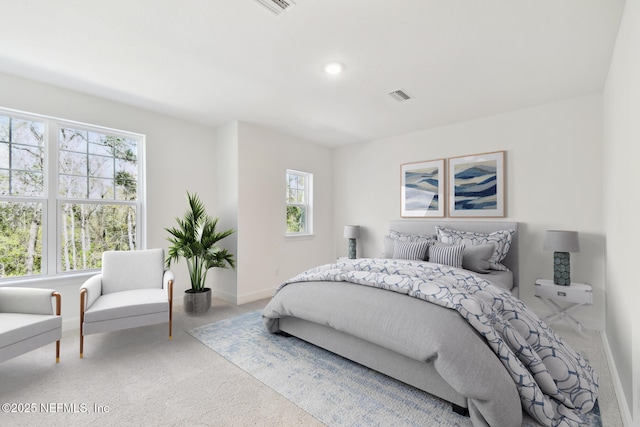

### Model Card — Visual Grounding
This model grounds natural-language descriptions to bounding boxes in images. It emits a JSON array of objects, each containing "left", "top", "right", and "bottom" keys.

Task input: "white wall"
[
  {"left": 234, "top": 122, "right": 334, "bottom": 303},
  {"left": 604, "top": 0, "right": 640, "bottom": 424},
  {"left": 0, "top": 72, "right": 217, "bottom": 330},
  {"left": 333, "top": 94, "right": 605, "bottom": 331},
  {"left": 209, "top": 121, "right": 335, "bottom": 304},
  {"left": 210, "top": 122, "right": 239, "bottom": 302}
]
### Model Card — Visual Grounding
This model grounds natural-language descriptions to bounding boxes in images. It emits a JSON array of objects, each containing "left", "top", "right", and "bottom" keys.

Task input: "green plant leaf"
[{"left": 165, "top": 192, "right": 235, "bottom": 291}]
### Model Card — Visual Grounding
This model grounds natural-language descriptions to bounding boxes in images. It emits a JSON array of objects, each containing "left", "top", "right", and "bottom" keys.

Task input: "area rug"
[{"left": 188, "top": 310, "right": 601, "bottom": 427}]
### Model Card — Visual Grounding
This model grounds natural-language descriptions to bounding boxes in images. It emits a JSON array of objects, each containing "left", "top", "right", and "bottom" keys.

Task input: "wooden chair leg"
[
  {"left": 53, "top": 292, "right": 61, "bottom": 363},
  {"left": 80, "top": 289, "right": 86, "bottom": 358},
  {"left": 168, "top": 279, "right": 173, "bottom": 341}
]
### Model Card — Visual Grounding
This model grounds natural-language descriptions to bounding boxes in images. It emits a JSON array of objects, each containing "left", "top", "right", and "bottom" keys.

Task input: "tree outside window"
[
  {"left": 0, "top": 109, "right": 144, "bottom": 280},
  {"left": 58, "top": 127, "right": 140, "bottom": 272},
  {"left": 286, "top": 170, "right": 312, "bottom": 235},
  {"left": 0, "top": 116, "right": 45, "bottom": 277}
]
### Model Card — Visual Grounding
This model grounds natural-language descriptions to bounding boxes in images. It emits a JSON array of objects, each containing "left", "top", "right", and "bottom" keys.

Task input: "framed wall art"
[
  {"left": 401, "top": 159, "right": 445, "bottom": 217},
  {"left": 448, "top": 150, "right": 505, "bottom": 217}
]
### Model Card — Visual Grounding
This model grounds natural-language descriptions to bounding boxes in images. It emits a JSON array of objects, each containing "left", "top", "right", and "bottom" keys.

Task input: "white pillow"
[
  {"left": 436, "top": 226, "right": 514, "bottom": 271},
  {"left": 389, "top": 230, "right": 436, "bottom": 243}
]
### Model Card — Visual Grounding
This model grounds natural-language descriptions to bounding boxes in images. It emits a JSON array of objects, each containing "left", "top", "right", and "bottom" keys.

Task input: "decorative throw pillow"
[
  {"left": 392, "top": 240, "right": 431, "bottom": 261},
  {"left": 389, "top": 230, "right": 437, "bottom": 243},
  {"left": 428, "top": 243, "right": 465, "bottom": 268},
  {"left": 436, "top": 226, "right": 514, "bottom": 271},
  {"left": 381, "top": 236, "right": 395, "bottom": 258},
  {"left": 382, "top": 231, "right": 437, "bottom": 258},
  {"left": 462, "top": 243, "right": 495, "bottom": 274}
]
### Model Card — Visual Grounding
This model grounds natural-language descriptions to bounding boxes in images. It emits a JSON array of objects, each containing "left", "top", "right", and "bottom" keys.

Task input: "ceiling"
[{"left": 0, "top": 0, "right": 626, "bottom": 147}]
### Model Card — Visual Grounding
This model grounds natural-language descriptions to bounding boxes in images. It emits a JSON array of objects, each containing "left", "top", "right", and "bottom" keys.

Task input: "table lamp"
[
  {"left": 343, "top": 225, "right": 361, "bottom": 259},
  {"left": 543, "top": 230, "right": 580, "bottom": 286}
]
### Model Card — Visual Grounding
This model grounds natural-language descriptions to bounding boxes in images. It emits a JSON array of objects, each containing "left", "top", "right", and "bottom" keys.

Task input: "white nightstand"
[{"left": 534, "top": 279, "right": 593, "bottom": 337}]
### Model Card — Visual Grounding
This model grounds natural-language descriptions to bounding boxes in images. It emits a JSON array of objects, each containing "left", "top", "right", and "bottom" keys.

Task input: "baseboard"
[
  {"left": 210, "top": 287, "right": 273, "bottom": 305},
  {"left": 236, "top": 287, "right": 276, "bottom": 305},
  {"left": 62, "top": 317, "right": 78, "bottom": 332},
  {"left": 211, "top": 288, "right": 236, "bottom": 304},
  {"left": 602, "top": 331, "right": 633, "bottom": 426}
]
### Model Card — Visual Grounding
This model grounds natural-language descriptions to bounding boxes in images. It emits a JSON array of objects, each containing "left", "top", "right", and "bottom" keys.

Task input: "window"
[
  {"left": 0, "top": 115, "right": 45, "bottom": 278},
  {"left": 286, "top": 169, "right": 312, "bottom": 235},
  {"left": 0, "top": 108, "right": 144, "bottom": 280}
]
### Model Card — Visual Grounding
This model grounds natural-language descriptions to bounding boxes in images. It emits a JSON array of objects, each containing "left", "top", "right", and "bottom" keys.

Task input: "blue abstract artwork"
[
  {"left": 448, "top": 151, "right": 504, "bottom": 217},
  {"left": 401, "top": 159, "right": 445, "bottom": 217},
  {"left": 453, "top": 161, "right": 497, "bottom": 210},
  {"left": 405, "top": 167, "right": 439, "bottom": 210}
]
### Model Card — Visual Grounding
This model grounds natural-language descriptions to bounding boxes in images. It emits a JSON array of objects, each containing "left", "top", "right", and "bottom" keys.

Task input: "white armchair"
[
  {"left": 0, "top": 287, "right": 62, "bottom": 363},
  {"left": 80, "top": 248, "right": 173, "bottom": 358}
]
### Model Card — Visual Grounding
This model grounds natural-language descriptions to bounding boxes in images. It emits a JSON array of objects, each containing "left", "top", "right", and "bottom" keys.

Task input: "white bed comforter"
[{"left": 276, "top": 258, "right": 598, "bottom": 427}]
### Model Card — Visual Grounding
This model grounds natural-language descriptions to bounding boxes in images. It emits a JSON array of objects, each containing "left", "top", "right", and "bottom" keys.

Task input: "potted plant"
[{"left": 165, "top": 192, "right": 236, "bottom": 315}]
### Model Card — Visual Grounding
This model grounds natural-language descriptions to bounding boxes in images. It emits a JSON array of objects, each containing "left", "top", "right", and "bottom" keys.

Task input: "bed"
[{"left": 262, "top": 220, "right": 598, "bottom": 427}]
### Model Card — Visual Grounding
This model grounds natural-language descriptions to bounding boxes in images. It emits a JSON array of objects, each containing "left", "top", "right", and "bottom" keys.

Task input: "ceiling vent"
[
  {"left": 255, "top": 0, "right": 295, "bottom": 15},
  {"left": 388, "top": 89, "right": 413, "bottom": 102}
]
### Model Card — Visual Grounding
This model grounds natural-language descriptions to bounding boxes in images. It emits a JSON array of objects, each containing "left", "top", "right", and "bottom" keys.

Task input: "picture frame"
[
  {"left": 401, "top": 159, "right": 445, "bottom": 217},
  {"left": 448, "top": 150, "right": 505, "bottom": 217}
]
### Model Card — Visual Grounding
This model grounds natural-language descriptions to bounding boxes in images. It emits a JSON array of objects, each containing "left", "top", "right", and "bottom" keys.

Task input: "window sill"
[
  {"left": 0, "top": 270, "right": 98, "bottom": 288},
  {"left": 285, "top": 233, "right": 315, "bottom": 241}
]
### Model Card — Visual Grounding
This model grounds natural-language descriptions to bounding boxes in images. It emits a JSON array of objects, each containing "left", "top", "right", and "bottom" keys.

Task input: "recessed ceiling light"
[{"left": 324, "top": 62, "right": 344, "bottom": 75}]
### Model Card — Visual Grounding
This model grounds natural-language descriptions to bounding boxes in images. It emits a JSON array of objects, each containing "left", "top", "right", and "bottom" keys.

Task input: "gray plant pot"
[{"left": 184, "top": 288, "right": 212, "bottom": 315}]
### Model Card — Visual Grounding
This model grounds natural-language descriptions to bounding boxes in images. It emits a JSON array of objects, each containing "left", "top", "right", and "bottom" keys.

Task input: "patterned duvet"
[{"left": 271, "top": 258, "right": 599, "bottom": 427}]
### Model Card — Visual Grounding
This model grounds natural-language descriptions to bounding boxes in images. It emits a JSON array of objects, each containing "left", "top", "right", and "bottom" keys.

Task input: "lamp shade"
[
  {"left": 543, "top": 230, "right": 580, "bottom": 253},
  {"left": 343, "top": 225, "right": 360, "bottom": 239}
]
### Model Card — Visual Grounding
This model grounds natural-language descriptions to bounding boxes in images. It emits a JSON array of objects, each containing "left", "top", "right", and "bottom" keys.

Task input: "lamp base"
[
  {"left": 553, "top": 251, "right": 571, "bottom": 286},
  {"left": 348, "top": 238, "right": 357, "bottom": 259}
]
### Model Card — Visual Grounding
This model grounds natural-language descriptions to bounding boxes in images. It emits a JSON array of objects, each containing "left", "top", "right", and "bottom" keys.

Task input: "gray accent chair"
[
  {"left": 0, "top": 287, "right": 62, "bottom": 363},
  {"left": 79, "top": 248, "right": 173, "bottom": 358}
]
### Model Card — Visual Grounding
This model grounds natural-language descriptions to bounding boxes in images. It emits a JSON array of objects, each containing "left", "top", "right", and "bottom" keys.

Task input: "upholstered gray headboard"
[{"left": 388, "top": 220, "right": 519, "bottom": 290}]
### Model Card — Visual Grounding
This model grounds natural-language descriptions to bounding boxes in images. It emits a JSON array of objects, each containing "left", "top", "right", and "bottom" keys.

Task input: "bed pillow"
[
  {"left": 389, "top": 230, "right": 437, "bottom": 243},
  {"left": 382, "top": 231, "right": 437, "bottom": 258},
  {"left": 435, "top": 226, "right": 514, "bottom": 271},
  {"left": 428, "top": 243, "right": 465, "bottom": 268},
  {"left": 392, "top": 240, "right": 431, "bottom": 261},
  {"left": 462, "top": 243, "right": 495, "bottom": 274},
  {"left": 382, "top": 236, "right": 395, "bottom": 258}
]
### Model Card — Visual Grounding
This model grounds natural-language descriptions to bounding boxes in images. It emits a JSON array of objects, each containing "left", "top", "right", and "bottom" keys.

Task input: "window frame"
[
  {"left": 0, "top": 107, "right": 146, "bottom": 282},
  {"left": 285, "top": 169, "right": 313, "bottom": 236}
]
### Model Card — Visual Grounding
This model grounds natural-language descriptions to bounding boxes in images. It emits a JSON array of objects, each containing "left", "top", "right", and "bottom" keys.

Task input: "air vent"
[
  {"left": 388, "top": 89, "right": 413, "bottom": 102},
  {"left": 255, "top": 0, "right": 295, "bottom": 15}
]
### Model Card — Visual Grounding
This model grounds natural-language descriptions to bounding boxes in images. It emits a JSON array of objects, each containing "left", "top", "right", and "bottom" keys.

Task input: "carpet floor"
[{"left": 0, "top": 297, "right": 623, "bottom": 426}]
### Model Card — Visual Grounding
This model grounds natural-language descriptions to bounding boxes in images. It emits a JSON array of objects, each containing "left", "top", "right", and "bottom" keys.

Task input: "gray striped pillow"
[
  {"left": 392, "top": 240, "right": 430, "bottom": 261},
  {"left": 429, "top": 244, "right": 465, "bottom": 268},
  {"left": 382, "top": 231, "right": 437, "bottom": 258}
]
